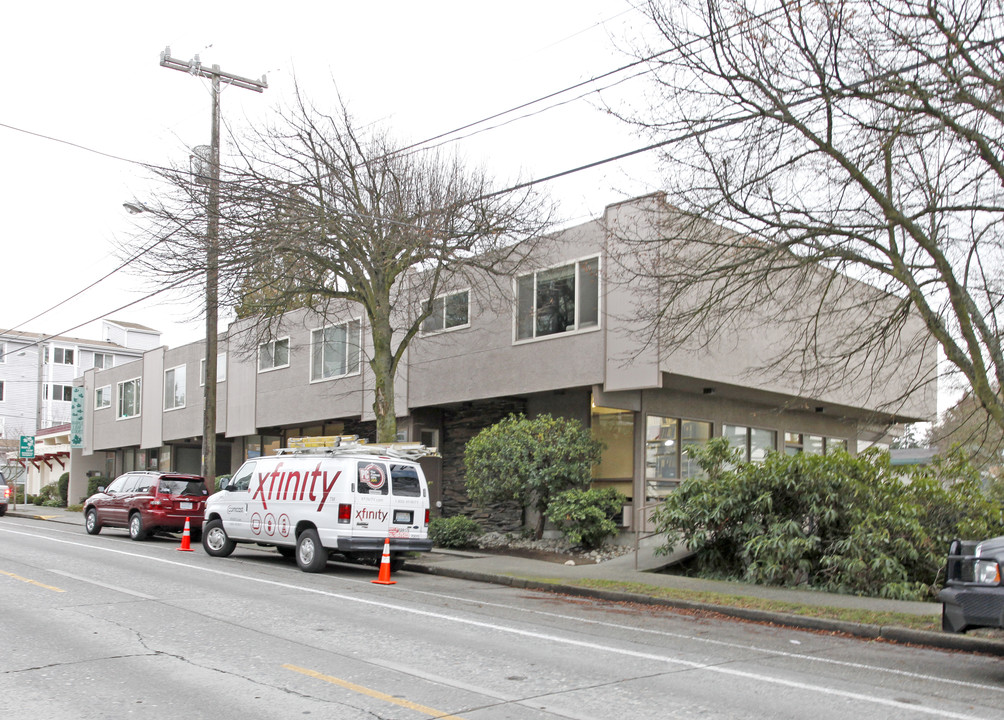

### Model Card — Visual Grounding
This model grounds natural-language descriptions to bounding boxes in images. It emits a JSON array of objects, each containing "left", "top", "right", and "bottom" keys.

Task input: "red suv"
[{"left": 83, "top": 472, "right": 208, "bottom": 541}]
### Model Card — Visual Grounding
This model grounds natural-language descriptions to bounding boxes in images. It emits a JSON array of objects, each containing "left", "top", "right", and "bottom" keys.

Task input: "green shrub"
[
  {"left": 652, "top": 439, "right": 1004, "bottom": 601},
  {"left": 37, "top": 482, "right": 63, "bottom": 507},
  {"left": 57, "top": 472, "right": 69, "bottom": 506},
  {"left": 86, "top": 475, "right": 106, "bottom": 498},
  {"left": 545, "top": 487, "right": 625, "bottom": 549},
  {"left": 464, "top": 413, "right": 604, "bottom": 539},
  {"left": 429, "top": 516, "right": 482, "bottom": 548}
]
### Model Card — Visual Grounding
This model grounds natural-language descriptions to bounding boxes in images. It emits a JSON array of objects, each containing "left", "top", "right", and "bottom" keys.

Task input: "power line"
[
  {"left": 2, "top": 220, "right": 198, "bottom": 340},
  {"left": 0, "top": 271, "right": 201, "bottom": 362}
]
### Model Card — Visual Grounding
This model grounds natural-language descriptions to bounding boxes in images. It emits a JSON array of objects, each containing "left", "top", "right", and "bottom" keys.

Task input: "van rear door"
[
  {"left": 388, "top": 463, "right": 427, "bottom": 540},
  {"left": 352, "top": 459, "right": 392, "bottom": 540}
]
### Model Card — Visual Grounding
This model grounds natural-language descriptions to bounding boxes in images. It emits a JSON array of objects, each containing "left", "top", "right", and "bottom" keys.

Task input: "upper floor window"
[
  {"left": 44, "top": 383, "right": 73, "bottom": 402},
  {"left": 258, "top": 338, "right": 290, "bottom": 372},
  {"left": 93, "top": 353, "right": 114, "bottom": 370},
  {"left": 0, "top": 380, "right": 5, "bottom": 401},
  {"left": 118, "top": 378, "right": 141, "bottom": 419},
  {"left": 95, "top": 385, "right": 112, "bottom": 409},
  {"left": 422, "top": 290, "right": 470, "bottom": 333},
  {"left": 311, "top": 320, "right": 361, "bottom": 382},
  {"left": 515, "top": 257, "right": 599, "bottom": 341},
  {"left": 164, "top": 365, "right": 186, "bottom": 411},
  {"left": 201, "top": 353, "right": 227, "bottom": 385},
  {"left": 0, "top": 342, "right": 6, "bottom": 363},
  {"left": 46, "top": 346, "right": 75, "bottom": 365}
]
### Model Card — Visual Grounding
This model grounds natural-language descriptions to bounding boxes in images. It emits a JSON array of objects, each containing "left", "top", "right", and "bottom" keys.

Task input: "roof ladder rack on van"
[{"left": 276, "top": 437, "right": 439, "bottom": 460}]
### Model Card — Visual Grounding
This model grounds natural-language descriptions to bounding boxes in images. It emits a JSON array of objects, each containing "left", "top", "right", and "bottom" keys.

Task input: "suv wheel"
[
  {"left": 85, "top": 508, "right": 101, "bottom": 535},
  {"left": 129, "top": 513, "right": 147, "bottom": 541}
]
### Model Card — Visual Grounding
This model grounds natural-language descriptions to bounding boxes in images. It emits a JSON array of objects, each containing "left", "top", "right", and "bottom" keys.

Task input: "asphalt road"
[{"left": 2, "top": 516, "right": 1003, "bottom": 719}]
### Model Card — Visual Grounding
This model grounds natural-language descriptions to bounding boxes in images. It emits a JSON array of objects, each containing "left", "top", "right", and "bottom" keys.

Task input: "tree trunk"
[{"left": 370, "top": 317, "right": 398, "bottom": 443}]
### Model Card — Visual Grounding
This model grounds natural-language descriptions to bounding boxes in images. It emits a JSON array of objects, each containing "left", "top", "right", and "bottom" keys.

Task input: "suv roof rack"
[{"left": 275, "top": 435, "right": 439, "bottom": 460}]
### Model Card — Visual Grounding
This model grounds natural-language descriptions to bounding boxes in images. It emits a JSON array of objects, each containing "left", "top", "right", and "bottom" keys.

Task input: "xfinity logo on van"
[
  {"left": 250, "top": 461, "right": 342, "bottom": 512},
  {"left": 356, "top": 507, "right": 387, "bottom": 523}
]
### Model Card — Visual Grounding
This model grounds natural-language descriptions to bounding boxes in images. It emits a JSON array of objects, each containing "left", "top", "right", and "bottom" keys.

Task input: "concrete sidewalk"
[{"left": 8, "top": 506, "right": 1003, "bottom": 656}]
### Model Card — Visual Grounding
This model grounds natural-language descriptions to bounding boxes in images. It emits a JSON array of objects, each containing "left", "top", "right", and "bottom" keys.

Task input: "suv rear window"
[{"left": 157, "top": 479, "right": 208, "bottom": 496}]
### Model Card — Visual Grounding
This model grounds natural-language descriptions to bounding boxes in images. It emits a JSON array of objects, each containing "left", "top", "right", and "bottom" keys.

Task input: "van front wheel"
[
  {"left": 202, "top": 519, "right": 236, "bottom": 557},
  {"left": 296, "top": 529, "right": 328, "bottom": 573}
]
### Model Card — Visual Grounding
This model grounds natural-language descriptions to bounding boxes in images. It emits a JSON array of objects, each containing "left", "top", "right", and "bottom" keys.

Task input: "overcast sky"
[{"left": 1, "top": 1, "right": 660, "bottom": 350}]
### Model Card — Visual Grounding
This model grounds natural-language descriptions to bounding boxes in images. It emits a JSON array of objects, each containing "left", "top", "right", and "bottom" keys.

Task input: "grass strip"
[{"left": 530, "top": 577, "right": 941, "bottom": 632}]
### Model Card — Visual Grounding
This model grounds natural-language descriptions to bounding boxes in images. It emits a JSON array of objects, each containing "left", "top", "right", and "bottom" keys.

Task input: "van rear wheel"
[{"left": 296, "top": 529, "right": 328, "bottom": 573}]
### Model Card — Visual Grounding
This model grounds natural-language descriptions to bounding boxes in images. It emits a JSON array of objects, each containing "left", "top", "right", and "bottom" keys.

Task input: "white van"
[{"left": 202, "top": 442, "right": 433, "bottom": 572}]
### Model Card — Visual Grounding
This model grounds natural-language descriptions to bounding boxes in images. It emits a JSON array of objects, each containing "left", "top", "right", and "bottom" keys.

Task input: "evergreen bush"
[
  {"left": 545, "top": 487, "right": 624, "bottom": 549},
  {"left": 652, "top": 438, "right": 1004, "bottom": 600},
  {"left": 464, "top": 413, "right": 603, "bottom": 539},
  {"left": 57, "top": 472, "right": 70, "bottom": 506},
  {"left": 428, "top": 516, "right": 482, "bottom": 548}
]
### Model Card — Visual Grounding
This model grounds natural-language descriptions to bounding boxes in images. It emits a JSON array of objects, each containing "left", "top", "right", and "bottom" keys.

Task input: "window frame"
[
  {"left": 722, "top": 424, "right": 777, "bottom": 463},
  {"left": 0, "top": 380, "right": 5, "bottom": 402},
  {"left": 825, "top": 437, "right": 848, "bottom": 454},
  {"left": 45, "top": 383, "right": 74, "bottom": 402},
  {"left": 310, "top": 319, "right": 362, "bottom": 383},
  {"left": 258, "top": 338, "right": 290, "bottom": 373},
  {"left": 421, "top": 289, "right": 471, "bottom": 334},
  {"left": 645, "top": 414, "right": 713, "bottom": 500},
  {"left": 513, "top": 255, "right": 601, "bottom": 343},
  {"left": 164, "top": 364, "right": 187, "bottom": 411},
  {"left": 117, "top": 377, "right": 142, "bottom": 420},
  {"left": 93, "top": 352, "right": 114, "bottom": 370},
  {"left": 95, "top": 385, "right": 112, "bottom": 410},
  {"left": 49, "top": 346, "right": 75, "bottom": 365},
  {"left": 200, "top": 353, "right": 228, "bottom": 386}
]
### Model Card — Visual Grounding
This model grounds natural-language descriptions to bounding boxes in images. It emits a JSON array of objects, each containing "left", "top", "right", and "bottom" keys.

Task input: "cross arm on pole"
[{"left": 160, "top": 47, "right": 268, "bottom": 92}]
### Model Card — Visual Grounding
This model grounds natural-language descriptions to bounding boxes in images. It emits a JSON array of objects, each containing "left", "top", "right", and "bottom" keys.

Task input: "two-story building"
[{"left": 73, "top": 197, "right": 937, "bottom": 532}]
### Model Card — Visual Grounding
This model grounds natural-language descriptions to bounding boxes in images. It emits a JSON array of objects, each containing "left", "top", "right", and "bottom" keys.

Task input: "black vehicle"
[{"left": 938, "top": 536, "right": 1004, "bottom": 633}]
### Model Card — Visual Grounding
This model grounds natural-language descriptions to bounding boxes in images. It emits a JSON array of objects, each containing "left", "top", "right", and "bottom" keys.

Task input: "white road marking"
[
  {"left": 48, "top": 569, "right": 157, "bottom": 599},
  {"left": 0, "top": 523, "right": 994, "bottom": 720}
]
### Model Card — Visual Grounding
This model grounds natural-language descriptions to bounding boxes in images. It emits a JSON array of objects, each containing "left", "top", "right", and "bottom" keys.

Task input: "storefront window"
[
  {"left": 804, "top": 435, "right": 824, "bottom": 455},
  {"left": 724, "top": 425, "right": 777, "bottom": 463},
  {"left": 827, "top": 438, "right": 848, "bottom": 454},
  {"left": 590, "top": 402, "right": 634, "bottom": 500},
  {"left": 681, "top": 420, "right": 712, "bottom": 480},
  {"left": 646, "top": 416, "right": 679, "bottom": 499}
]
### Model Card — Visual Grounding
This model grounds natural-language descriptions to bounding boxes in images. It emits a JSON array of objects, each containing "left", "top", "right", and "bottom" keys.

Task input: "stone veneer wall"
[{"left": 440, "top": 398, "right": 527, "bottom": 533}]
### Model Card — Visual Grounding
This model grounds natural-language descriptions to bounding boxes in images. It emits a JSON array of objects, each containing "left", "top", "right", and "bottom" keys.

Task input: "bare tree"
[
  {"left": 930, "top": 391, "right": 1004, "bottom": 478},
  {"left": 615, "top": 0, "right": 1004, "bottom": 427},
  {"left": 129, "top": 90, "right": 552, "bottom": 442}
]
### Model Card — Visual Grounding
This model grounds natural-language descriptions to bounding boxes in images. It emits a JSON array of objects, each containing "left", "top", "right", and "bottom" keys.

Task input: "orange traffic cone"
[
  {"left": 372, "top": 538, "right": 396, "bottom": 585},
  {"left": 177, "top": 517, "right": 194, "bottom": 552}
]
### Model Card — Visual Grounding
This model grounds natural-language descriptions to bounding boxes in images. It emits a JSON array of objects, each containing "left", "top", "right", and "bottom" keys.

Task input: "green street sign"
[{"left": 19, "top": 435, "right": 35, "bottom": 458}]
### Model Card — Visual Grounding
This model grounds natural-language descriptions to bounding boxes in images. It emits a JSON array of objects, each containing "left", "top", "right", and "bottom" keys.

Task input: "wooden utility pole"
[{"left": 160, "top": 48, "right": 266, "bottom": 484}]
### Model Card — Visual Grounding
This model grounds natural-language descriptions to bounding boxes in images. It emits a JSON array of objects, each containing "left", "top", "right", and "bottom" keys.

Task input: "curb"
[
  {"left": 405, "top": 562, "right": 1004, "bottom": 657},
  {"left": 6, "top": 510, "right": 81, "bottom": 525}
]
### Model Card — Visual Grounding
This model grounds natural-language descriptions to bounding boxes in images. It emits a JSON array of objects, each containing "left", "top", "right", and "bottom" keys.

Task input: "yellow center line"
[
  {"left": 283, "top": 664, "right": 469, "bottom": 720},
  {"left": 0, "top": 570, "right": 65, "bottom": 592}
]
